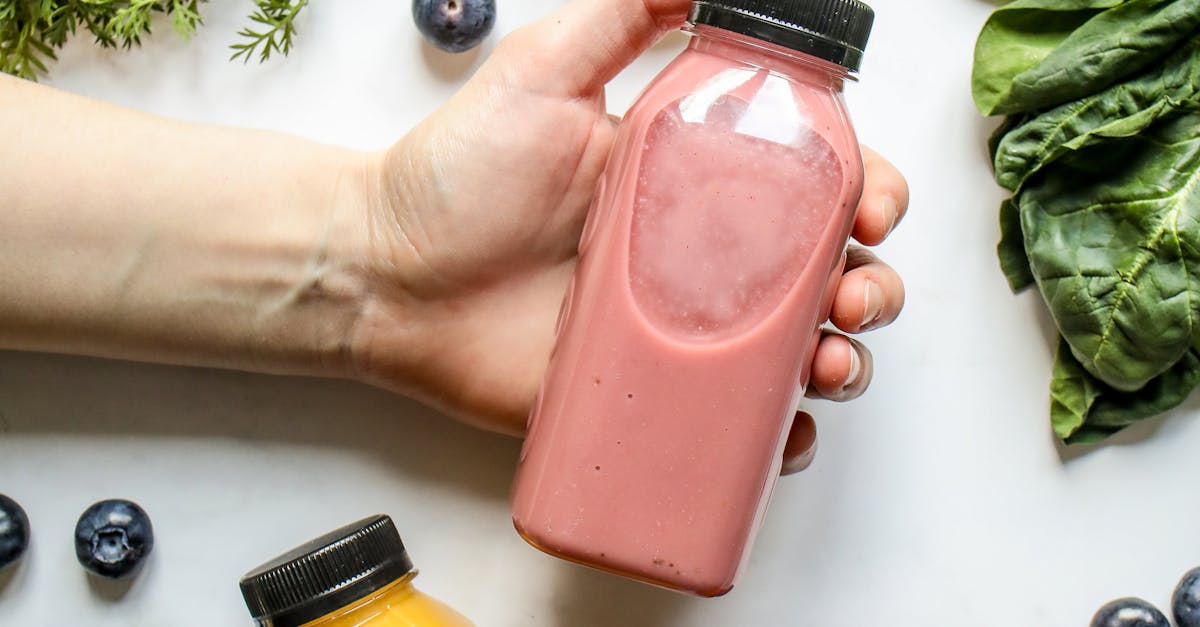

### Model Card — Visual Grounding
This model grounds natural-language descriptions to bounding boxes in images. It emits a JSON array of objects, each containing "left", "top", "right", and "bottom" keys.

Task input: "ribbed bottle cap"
[
  {"left": 689, "top": 0, "right": 875, "bottom": 71},
  {"left": 239, "top": 515, "right": 415, "bottom": 627}
]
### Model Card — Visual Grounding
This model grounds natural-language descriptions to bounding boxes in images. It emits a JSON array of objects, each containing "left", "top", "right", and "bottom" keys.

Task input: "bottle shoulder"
[
  {"left": 622, "top": 48, "right": 861, "bottom": 169},
  {"left": 304, "top": 579, "right": 474, "bottom": 627}
]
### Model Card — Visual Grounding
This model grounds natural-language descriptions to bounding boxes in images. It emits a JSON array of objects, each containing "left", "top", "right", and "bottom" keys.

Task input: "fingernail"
[
  {"left": 842, "top": 345, "right": 863, "bottom": 391},
  {"left": 861, "top": 280, "right": 885, "bottom": 329},
  {"left": 881, "top": 195, "right": 898, "bottom": 235},
  {"left": 782, "top": 439, "right": 817, "bottom": 475}
]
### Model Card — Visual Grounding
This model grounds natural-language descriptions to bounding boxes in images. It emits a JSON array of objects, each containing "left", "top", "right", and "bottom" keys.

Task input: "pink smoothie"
[{"left": 511, "top": 28, "right": 864, "bottom": 597}]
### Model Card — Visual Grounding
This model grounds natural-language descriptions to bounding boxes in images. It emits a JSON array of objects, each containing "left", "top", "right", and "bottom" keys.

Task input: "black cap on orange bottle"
[{"left": 240, "top": 515, "right": 415, "bottom": 627}]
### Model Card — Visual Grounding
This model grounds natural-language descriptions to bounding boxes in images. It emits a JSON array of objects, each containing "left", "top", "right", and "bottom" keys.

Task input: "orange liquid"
[{"left": 301, "top": 575, "right": 473, "bottom": 627}]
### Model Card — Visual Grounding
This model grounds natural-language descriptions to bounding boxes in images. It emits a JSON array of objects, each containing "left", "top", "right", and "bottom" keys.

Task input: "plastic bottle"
[
  {"left": 240, "top": 515, "right": 473, "bottom": 626},
  {"left": 511, "top": 0, "right": 875, "bottom": 597}
]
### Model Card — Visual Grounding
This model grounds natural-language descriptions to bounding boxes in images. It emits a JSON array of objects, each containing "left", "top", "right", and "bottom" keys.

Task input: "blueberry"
[
  {"left": 412, "top": 0, "right": 495, "bottom": 53},
  {"left": 0, "top": 494, "right": 30, "bottom": 570},
  {"left": 74, "top": 499, "right": 153, "bottom": 579},
  {"left": 1174, "top": 567, "right": 1200, "bottom": 627},
  {"left": 1091, "top": 597, "right": 1170, "bottom": 627}
]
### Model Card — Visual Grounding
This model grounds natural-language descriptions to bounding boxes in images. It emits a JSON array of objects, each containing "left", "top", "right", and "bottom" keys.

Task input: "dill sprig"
[
  {"left": 0, "top": 0, "right": 309, "bottom": 80},
  {"left": 230, "top": 0, "right": 309, "bottom": 64}
]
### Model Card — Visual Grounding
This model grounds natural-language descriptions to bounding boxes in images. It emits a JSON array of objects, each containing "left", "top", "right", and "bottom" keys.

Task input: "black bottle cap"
[
  {"left": 240, "top": 515, "right": 415, "bottom": 627},
  {"left": 689, "top": 0, "right": 875, "bottom": 72}
]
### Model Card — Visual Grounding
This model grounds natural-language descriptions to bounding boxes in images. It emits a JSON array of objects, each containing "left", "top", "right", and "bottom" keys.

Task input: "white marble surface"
[{"left": 3, "top": 1, "right": 1199, "bottom": 625}]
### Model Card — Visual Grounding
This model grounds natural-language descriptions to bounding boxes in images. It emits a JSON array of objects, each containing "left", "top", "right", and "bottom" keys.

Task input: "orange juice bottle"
[{"left": 240, "top": 515, "right": 473, "bottom": 627}]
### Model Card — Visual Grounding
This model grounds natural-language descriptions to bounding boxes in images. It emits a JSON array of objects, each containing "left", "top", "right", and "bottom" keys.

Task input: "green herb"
[
  {"left": 974, "top": 0, "right": 1200, "bottom": 443},
  {"left": 0, "top": 0, "right": 310, "bottom": 80},
  {"left": 230, "top": 0, "right": 310, "bottom": 64}
]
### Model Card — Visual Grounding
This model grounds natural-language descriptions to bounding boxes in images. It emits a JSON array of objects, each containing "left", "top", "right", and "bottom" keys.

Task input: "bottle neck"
[
  {"left": 684, "top": 24, "right": 852, "bottom": 91},
  {"left": 300, "top": 573, "right": 418, "bottom": 626}
]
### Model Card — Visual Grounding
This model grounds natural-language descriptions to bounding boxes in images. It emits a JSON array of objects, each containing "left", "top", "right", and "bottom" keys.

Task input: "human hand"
[{"left": 349, "top": 0, "right": 909, "bottom": 471}]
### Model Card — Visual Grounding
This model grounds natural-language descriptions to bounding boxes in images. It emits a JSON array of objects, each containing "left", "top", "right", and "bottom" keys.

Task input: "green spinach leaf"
[
  {"left": 973, "top": 0, "right": 1130, "bottom": 116},
  {"left": 998, "top": 197, "right": 1035, "bottom": 291},
  {"left": 993, "top": 37, "right": 1200, "bottom": 192},
  {"left": 977, "top": 0, "right": 1200, "bottom": 445},
  {"left": 1021, "top": 112, "right": 1200, "bottom": 392},
  {"left": 1051, "top": 338, "right": 1200, "bottom": 443},
  {"left": 974, "top": 0, "right": 1200, "bottom": 116},
  {"left": 992, "top": 115, "right": 1037, "bottom": 291},
  {"left": 1050, "top": 337, "right": 1103, "bottom": 440}
]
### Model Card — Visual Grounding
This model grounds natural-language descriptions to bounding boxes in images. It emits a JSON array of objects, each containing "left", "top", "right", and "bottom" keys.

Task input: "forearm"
[{"left": 0, "top": 74, "right": 373, "bottom": 378}]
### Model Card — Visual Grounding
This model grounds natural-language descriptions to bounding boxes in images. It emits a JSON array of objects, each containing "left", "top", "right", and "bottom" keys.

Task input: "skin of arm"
[
  {"left": 0, "top": 0, "right": 909, "bottom": 471},
  {"left": 0, "top": 73, "right": 373, "bottom": 380}
]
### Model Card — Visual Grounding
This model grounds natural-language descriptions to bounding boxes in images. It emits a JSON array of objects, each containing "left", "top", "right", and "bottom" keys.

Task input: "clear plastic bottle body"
[{"left": 511, "top": 25, "right": 865, "bottom": 596}]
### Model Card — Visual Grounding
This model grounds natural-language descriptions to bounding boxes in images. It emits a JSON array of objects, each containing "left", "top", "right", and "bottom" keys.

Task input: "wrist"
[
  {"left": 262, "top": 147, "right": 381, "bottom": 381},
  {"left": 336, "top": 140, "right": 456, "bottom": 405}
]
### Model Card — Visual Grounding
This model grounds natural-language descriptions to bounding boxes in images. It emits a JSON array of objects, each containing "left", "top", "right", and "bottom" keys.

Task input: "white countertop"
[{"left": 4, "top": 1, "right": 1200, "bottom": 625}]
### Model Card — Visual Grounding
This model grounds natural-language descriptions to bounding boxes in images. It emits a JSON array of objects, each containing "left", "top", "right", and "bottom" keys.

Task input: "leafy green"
[
  {"left": 0, "top": 0, "right": 310, "bottom": 80},
  {"left": 992, "top": 115, "right": 1038, "bottom": 291},
  {"left": 1052, "top": 339, "right": 1200, "bottom": 443},
  {"left": 973, "top": 0, "right": 1129, "bottom": 116},
  {"left": 997, "top": 197, "right": 1035, "bottom": 291},
  {"left": 1049, "top": 338, "right": 1103, "bottom": 440},
  {"left": 973, "top": 0, "right": 1200, "bottom": 116},
  {"left": 994, "top": 37, "right": 1200, "bottom": 192},
  {"left": 1021, "top": 112, "right": 1200, "bottom": 392},
  {"left": 974, "top": 0, "right": 1200, "bottom": 445}
]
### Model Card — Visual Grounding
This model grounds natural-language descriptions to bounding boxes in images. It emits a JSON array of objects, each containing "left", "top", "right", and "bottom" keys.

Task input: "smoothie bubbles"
[{"left": 511, "top": 0, "right": 874, "bottom": 596}]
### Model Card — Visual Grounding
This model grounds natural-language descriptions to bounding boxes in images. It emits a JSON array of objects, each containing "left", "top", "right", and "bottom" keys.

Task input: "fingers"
[
  {"left": 784, "top": 146, "right": 908, "bottom": 475},
  {"left": 494, "top": 0, "right": 691, "bottom": 98},
  {"left": 852, "top": 146, "right": 910, "bottom": 246},
  {"left": 781, "top": 411, "right": 817, "bottom": 475},
  {"left": 807, "top": 333, "right": 872, "bottom": 402},
  {"left": 828, "top": 246, "right": 905, "bottom": 334}
]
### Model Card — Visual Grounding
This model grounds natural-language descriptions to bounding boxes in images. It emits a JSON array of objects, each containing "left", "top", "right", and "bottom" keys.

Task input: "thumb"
[{"left": 495, "top": 0, "right": 693, "bottom": 97}]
